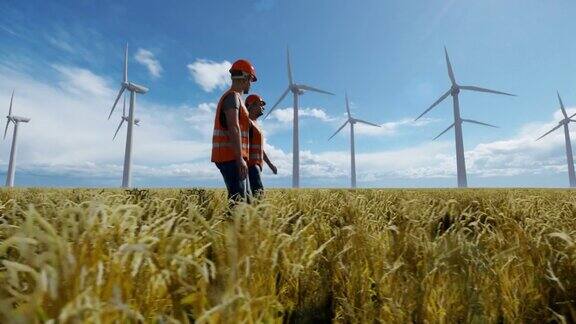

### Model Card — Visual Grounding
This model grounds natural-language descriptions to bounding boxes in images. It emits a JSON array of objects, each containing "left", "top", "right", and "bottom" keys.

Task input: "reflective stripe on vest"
[
  {"left": 211, "top": 90, "right": 250, "bottom": 162},
  {"left": 213, "top": 142, "right": 249, "bottom": 149},
  {"left": 213, "top": 129, "right": 249, "bottom": 137}
]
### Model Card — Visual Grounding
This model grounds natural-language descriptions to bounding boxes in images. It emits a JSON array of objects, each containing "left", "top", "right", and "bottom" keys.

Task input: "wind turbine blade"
[
  {"left": 328, "top": 120, "right": 349, "bottom": 141},
  {"left": 113, "top": 119, "right": 125, "bottom": 140},
  {"left": 345, "top": 92, "right": 351, "bottom": 119},
  {"left": 8, "top": 90, "right": 14, "bottom": 116},
  {"left": 287, "top": 47, "right": 293, "bottom": 86},
  {"left": 264, "top": 87, "right": 290, "bottom": 119},
  {"left": 354, "top": 118, "right": 380, "bottom": 128},
  {"left": 124, "top": 43, "right": 128, "bottom": 83},
  {"left": 569, "top": 111, "right": 576, "bottom": 119},
  {"left": 433, "top": 123, "right": 455, "bottom": 140},
  {"left": 108, "top": 86, "right": 126, "bottom": 120},
  {"left": 298, "top": 84, "right": 334, "bottom": 95},
  {"left": 461, "top": 119, "right": 498, "bottom": 128},
  {"left": 3, "top": 119, "right": 10, "bottom": 140},
  {"left": 536, "top": 124, "right": 562, "bottom": 141},
  {"left": 444, "top": 47, "right": 456, "bottom": 85},
  {"left": 416, "top": 89, "right": 450, "bottom": 121},
  {"left": 557, "top": 91, "right": 568, "bottom": 119},
  {"left": 459, "top": 85, "right": 515, "bottom": 96}
]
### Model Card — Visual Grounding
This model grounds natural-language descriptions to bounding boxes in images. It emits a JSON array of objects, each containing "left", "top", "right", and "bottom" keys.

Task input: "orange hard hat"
[
  {"left": 246, "top": 94, "right": 266, "bottom": 107},
  {"left": 230, "top": 59, "right": 257, "bottom": 82}
]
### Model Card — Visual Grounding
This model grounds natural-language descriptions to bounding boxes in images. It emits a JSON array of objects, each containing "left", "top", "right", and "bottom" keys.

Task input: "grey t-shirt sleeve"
[
  {"left": 222, "top": 92, "right": 240, "bottom": 111},
  {"left": 219, "top": 92, "right": 241, "bottom": 128}
]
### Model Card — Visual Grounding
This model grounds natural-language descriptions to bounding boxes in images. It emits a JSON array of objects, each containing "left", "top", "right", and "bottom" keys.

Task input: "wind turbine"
[
  {"left": 108, "top": 43, "right": 148, "bottom": 188},
  {"left": 3, "top": 90, "right": 30, "bottom": 187},
  {"left": 415, "top": 47, "right": 515, "bottom": 188},
  {"left": 328, "top": 92, "right": 380, "bottom": 188},
  {"left": 264, "top": 47, "right": 334, "bottom": 188},
  {"left": 113, "top": 94, "right": 141, "bottom": 140},
  {"left": 536, "top": 92, "right": 576, "bottom": 187}
]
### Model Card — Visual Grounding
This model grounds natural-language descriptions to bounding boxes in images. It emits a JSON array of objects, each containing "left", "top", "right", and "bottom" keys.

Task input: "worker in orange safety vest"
[
  {"left": 245, "top": 94, "right": 277, "bottom": 198},
  {"left": 211, "top": 59, "right": 257, "bottom": 203}
]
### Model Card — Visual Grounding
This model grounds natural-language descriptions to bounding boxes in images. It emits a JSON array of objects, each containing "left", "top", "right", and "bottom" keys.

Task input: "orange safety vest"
[
  {"left": 248, "top": 120, "right": 264, "bottom": 167},
  {"left": 211, "top": 90, "right": 250, "bottom": 162}
]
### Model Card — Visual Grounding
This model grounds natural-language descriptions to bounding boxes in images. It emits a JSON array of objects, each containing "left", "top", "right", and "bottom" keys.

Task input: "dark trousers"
[
  {"left": 216, "top": 161, "right": 248, "bottom": 204},
  {"left": 248, "top": 164, "right": 264, "bottom": 199}
]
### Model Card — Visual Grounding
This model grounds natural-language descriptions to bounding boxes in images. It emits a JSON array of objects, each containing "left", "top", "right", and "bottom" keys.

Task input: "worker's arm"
[
  {"left": 263, "top": 151, "right": 277, "bottom": 174},
  {"left": 224, "top": 107, "right": 248, "bottom": 180}
]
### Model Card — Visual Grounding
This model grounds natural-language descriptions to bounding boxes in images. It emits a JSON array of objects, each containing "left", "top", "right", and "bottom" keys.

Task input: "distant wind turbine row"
[{"left": 2, "top": 45, "right": 575, "bottom": 188}]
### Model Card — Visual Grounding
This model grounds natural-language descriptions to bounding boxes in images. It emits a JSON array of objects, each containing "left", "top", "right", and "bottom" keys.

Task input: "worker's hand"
[
  {"left": 270, "top": 164, "right": 278, "bottom": 175},
  {"left": 237, "top": 159, "right": 248, "bottom": 180}
]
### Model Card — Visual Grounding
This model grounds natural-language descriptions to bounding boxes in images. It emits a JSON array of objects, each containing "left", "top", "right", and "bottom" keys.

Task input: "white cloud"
[
  {"left": 354, "top": 117, "right": 439, "bottom": 136},
  {"left": 267, "top": 106, "right": 439, "bottom": 138},
  {"left": 46, "top": 37, "right": 76, "bottom": 54},
  {"left": 463, "top": 111, "right": 576, "bottom": 178},
  {"left": 135, "top": 49, "right": 163, "bottom": 78},
  {"left": 261, "top": 142, "right": 453, "bottom": 181},
  {"left": 52, "top": 65, "right": 111, "bottom": 97},
  {"left": 0, "top": 62, "right": 219, "bottom": 183},
  {"left": 268, "top": 107, "right": 337, "bottom": 123},
  {"left": 186, "top": 59, "right": 231, "bottom": 92},
  {"left": 184, "top": 102, "right": 217, "bottom": 139}
]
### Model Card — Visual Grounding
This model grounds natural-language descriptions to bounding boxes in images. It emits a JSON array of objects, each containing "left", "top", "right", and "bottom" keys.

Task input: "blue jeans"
[
  {"left": 248, "top": 165, "right": 264, "bottom": 198},
  {"left": 216, "top": 161, "right": 248, "bottom": 203}
]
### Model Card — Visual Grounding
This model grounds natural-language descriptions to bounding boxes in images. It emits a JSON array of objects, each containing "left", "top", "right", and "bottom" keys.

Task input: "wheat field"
[{"left": 0, "top": 188, "right": 575, "bottom": 323}]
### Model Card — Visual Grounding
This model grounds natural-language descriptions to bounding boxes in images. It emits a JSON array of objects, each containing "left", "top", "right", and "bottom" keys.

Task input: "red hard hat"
[
  {"left": 230, "top": 59, "right": 257, "bottom": 82},
  {"left": 246, "top": 94, "right": 266, "bottom": 107}
]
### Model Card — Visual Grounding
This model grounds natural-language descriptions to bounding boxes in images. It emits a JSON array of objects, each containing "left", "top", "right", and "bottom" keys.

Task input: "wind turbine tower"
[
  {"left": 536, "top": 92, "right": 576, "bottom": 187},
  {"left": 265, "top": 47, "right": 334, "bottom": 188},
  {"left": 108, "top": 43, "right": 148, "bottom": 188},
  {"left": 328, "top": 93, "right": 380, "bottom": 188},
  {"left": 113, "top": 94, "right": 141, "bottom": 140},
  {"left": 415, "top": 47, "right": 515, "bottom": 188},
  {"left": 3, "top": 90, "right": 30, "bottom": 187}
]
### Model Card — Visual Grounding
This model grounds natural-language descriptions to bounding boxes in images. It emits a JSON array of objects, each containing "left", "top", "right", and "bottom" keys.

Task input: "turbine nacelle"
[
  {"left": 108, "top": 44, "right": 149, "bottom": 120},
  {"left": 4, "top": 91, "right": 30, "bottom": 141},
  {"left": 121, "top": 116, "right": 141, "bottom": 124},
  {"left": 328, "top": 94, "right": 380, "bottom": 141},
  {"left": 450, "top": 85, "right": 460, "bottom": 96},
  {"left": 10, "top": 116, "right": 30, "bottom": 123},
  {"left": 290, "top": 85, "right": 304, "bottom": 95},
  {"left": 264, "top": 48, "right": 333, "bottom": 121},
  {"left": 127, "top": 82, "right": 149, "bottom": 94},
  {"left": 538, "top": 92, "right": 576, "bottom": 141},
  {"left": 415, "top": 48, "right": 514, "bottom": 122}
]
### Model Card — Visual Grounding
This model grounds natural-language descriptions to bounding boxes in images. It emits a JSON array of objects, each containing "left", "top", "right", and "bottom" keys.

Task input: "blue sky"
[{"left": 1, "top": 0, "right": 576, "bottom": 188}]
